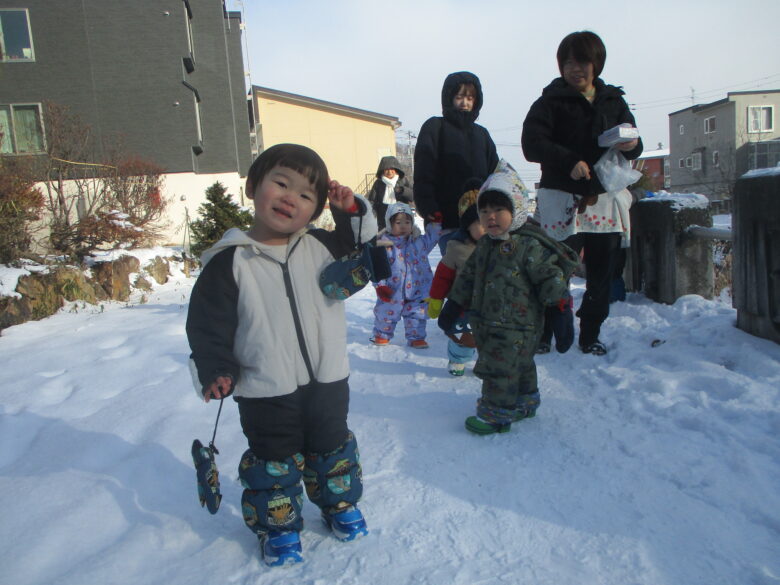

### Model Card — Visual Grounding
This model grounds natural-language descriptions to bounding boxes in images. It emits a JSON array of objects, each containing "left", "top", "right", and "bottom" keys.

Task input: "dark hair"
[
  {"left": 478, "top": 190, "right": 512, "bottom": 212},
  {"left": 245, "top": 144, "right": 330, "bottom": 221},
  {"left": 556, "top": 31, "right": 606, "bottom": 78}
]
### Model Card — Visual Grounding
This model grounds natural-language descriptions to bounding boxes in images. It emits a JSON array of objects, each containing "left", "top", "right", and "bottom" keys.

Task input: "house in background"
[
  {"left": 0, "top": 0, "right": 252, "bottom": 245},
  {"left": 633, "top": 145, "right": 670, "bottom": 191},
  {"left": 668, "top": 90, "right": 780, "bottom": 208},
  {"left": 250, "top": 86, "right": 401, "bottom": 195}
]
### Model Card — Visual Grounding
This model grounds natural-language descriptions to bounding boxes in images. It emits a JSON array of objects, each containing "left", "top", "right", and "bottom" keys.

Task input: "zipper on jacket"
[{"left": 278, "top": 242, "right": 316, "bottom": 383}]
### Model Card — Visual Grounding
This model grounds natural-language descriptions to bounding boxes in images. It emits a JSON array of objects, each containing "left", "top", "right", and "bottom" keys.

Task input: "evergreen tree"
[{"left": 189, "top": 182, "right": 253, "bottom": 258}]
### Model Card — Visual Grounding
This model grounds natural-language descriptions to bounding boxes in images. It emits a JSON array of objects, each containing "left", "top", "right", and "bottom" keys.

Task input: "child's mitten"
[
  {"left": 550, "top": 296, "right": 574, "bottom": 353},
  {"left": 437, "top": 299, "right": 463, "bottom": 333},
  {"left": 376, "top": 285, "right": 393, "bottom": 302},
  {"left": 426, "top": 298, "right": 443, "bottom": 319}
]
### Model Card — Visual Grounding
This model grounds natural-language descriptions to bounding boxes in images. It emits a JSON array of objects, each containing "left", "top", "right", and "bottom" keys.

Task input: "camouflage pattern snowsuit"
[{"left": 449, "top": 162, "right": 579, "bottom": 423}]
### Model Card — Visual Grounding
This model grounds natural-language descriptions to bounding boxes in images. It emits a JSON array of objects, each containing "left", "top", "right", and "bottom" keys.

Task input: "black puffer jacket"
[
  {"left": 367, "top": 156, "right": 413, "bottom": 230},
  {"left": 413, "top": 71, "right": 499, "bottom": 229},
  {"left": 522, "top": 77, "right": 643, "bottom": 197}
]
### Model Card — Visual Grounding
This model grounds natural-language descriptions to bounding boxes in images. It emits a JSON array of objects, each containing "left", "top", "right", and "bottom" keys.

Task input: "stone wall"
[{"left": 0, "top": 254, "right": 197, "bottom": 332}]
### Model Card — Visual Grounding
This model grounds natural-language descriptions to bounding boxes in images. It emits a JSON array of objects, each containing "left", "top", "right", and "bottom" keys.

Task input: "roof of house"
[
  {"left": 251, "top": 85, "right": 401, "bottom": 129},
  {"left": 669, "top": 88, "right": 780, "bottom": 116},
  {"left": 639, "top": 148, "right": 670, "bottom": 159}
]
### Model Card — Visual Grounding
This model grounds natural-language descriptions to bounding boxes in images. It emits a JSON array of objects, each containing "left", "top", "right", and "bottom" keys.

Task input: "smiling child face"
[{"left": 248, "top": 165, "right": 318, "bottom": 245}]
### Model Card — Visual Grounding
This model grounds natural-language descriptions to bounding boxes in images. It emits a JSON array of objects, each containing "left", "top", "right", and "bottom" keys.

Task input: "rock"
[{"left": 146, "top": 256, "right": 170, "bottom": 285}]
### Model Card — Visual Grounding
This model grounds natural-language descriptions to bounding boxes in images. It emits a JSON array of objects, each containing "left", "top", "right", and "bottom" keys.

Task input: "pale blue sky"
[{"left": 229, "top": 0, "right": 780, "bottom": 185}]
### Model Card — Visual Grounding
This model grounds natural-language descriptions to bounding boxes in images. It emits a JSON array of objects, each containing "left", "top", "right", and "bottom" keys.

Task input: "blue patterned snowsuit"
[{"left": 372, "top": 222, "right": 441, "bottom": 342}]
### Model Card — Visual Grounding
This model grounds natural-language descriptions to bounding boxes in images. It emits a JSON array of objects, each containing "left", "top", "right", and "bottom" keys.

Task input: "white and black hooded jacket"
[{"left": 186, "top": 195, "right": 377, "bottom": 400}]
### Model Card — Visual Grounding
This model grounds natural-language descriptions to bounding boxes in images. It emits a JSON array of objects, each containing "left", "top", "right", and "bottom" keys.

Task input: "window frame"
[
  {"left": 712, "top": 150, "right": 719, "bottom": 167},
  {"left": 685, "top": 157, "right": 692, "bottom": 168},
  {"left": 679, "top": 124, "right": 685, "bottom": 135},
  {"left": 691, "top": 152, "right": 702, "bottom": 171},
  {"left": 0, "top": 102, "right": 46, "bottom": 154},
  {"left": 704, "top": 116, "right": 716, "bottom": 134},
  {"left": 747, "top": 105, "right": 774, "bottom": 134},
  {"left": 678, "top": 158, "right": 685, "bottom": 169},
  {"left": 0, "top": 8, "right": 36, "bottom": 62}
]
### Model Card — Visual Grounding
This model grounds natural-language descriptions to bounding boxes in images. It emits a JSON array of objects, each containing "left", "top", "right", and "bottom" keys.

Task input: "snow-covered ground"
[{"left": 1, "top": 247, "right": 778, "bottom": 585}]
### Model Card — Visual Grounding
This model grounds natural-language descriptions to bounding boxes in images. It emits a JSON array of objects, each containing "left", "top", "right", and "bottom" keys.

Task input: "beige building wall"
[{"left": 252, "top": 88, "right": 400, "bottom": 194}]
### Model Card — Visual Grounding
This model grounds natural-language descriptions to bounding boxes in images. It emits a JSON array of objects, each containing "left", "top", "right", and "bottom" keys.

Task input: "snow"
[
  {"left": 742, "top": 164, "right": 780, "bottom": 178},
  {"left": 644, "top": 191, "right": 710, "bottom": 210},
  {"left": 1, "top": 248, "right": 779, "bottom": 585},
  {"left": 0, "top": 259, "right": 52, "bottom": 298}
]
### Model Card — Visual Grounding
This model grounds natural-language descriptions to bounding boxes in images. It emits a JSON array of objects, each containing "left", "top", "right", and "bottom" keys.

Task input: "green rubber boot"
[{"left": 465, "top": 416, "right": 512, "bottom": 435}]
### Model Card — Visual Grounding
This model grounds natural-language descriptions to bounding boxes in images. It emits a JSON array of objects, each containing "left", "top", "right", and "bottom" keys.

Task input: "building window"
[
  {"left": 747, "top": 105, "right": 774, "bottom": 133},
  {"left": 712, "top": 151, "right": 719, "bottom": 167},
  {"left": 678, "top": 158, "right": 685, "bottom": 169},
  {"left": 0, "top": 103, "right": 45, "bottom": 154},
  {"left": 663, "top": 158, "right": 671, "bottom": 188},
  {"left": 704, "top": 116, "right": 716, "bottom": 134},
  {"left": 679, "top": 124, "right": 684, "bottom": 135},
  {"left": 0, "top": 9, "right": 35, "bottom": 61},
  {"left": 748, "top": 141, "right": 780, "bottom": 170},
  {"left": 691, "top": 152, "right": 702, "bottom": 171},
  {"left": 685, "top": 157, "right": 692, "bottom": 168}
]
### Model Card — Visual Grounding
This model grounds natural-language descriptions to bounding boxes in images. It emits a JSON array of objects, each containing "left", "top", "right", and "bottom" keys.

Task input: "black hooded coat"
[
  {"left": 413, "top": 72, "right": 499, "bottom": 230},
  {"left": 521, "top": 77, "right": 643, "bottom": 197},
  {"left": 367, "top": 155, "right": 413, "bottom": 230}
]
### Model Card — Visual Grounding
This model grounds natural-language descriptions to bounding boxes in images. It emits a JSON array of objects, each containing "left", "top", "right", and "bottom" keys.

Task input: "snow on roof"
[
  {"left": 638, "top": 148, "right": 670, "bottom": 159},
  {"left": 645, "top": 190, "right": 710, "bottom": 210},
  {"left": 742, "top": 164, "right": 780, "bottom": 179}
]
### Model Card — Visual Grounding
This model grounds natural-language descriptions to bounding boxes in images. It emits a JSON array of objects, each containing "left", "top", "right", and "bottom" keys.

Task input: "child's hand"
[
  {"left": 376, "top": 285, "right": 393, "bottom": 302},
  {"left": 203, "top": 375, "right": 234, "bottom": 403},
  {"left": 328, "top": 180, "right": 356, "bottom": 213},
  {"left": 430, "top": 212, "right": 443, "bottom": 224}
]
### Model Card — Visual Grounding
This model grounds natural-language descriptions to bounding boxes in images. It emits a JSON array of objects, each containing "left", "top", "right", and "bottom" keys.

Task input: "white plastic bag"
[{"left": 594, "top": 147, "right": 642, "bottom": 193}]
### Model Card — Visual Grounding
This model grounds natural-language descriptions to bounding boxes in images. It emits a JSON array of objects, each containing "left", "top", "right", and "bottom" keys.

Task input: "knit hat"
[
  {"left": 385, "top": 201, "right": 414, "bottom": 229},
  {"left": 458, "top": 178, "right": 482, "bottom": 232},
  {"left": 477, "top": 160, "right": 530, "bottom": 239}
]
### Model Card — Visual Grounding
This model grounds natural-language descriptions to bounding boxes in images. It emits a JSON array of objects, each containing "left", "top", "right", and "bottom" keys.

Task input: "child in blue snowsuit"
[
  {"left": 370, "top": 202, "right": 441, "bottom": 348},
  {"left": 186, "top": 144, "right": 375, "bottom": 567},
  {"left": 426, "top": 181, "right": 485, "bottom": 375}
]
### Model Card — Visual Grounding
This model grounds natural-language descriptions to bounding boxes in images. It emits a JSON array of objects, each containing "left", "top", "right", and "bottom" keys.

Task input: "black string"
[{"left": 209, "top": 397, "right": 223, "bottom": 454}]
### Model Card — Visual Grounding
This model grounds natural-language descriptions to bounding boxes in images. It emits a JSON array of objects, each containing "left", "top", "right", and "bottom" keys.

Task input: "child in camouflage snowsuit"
[{"left": 441, "top": 161, "right": 580, "bottom": 434}]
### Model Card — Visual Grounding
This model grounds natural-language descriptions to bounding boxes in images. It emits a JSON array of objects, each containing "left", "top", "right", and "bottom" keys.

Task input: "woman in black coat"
[
  {"left": 367, "top": 156, "right": 413, "bottom": 230},
  {"left": 414, "top": 71, "right": 498, "bottom": 254},
  {"left": 522, "top": 31, "right": 642, "bottom": 355}
]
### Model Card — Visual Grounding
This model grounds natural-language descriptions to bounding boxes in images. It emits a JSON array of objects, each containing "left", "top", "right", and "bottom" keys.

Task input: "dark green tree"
[{"left": 189, "top": 182, "right": 253, "bottom": 258}]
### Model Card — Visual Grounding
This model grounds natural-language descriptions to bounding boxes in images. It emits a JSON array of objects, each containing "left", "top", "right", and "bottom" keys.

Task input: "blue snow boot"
[
  {"left": 260, "top": 530, "right": 303, "bottom": 567},
  {"left": 322, "top": 505, "right": 369, "bottom": 541}
]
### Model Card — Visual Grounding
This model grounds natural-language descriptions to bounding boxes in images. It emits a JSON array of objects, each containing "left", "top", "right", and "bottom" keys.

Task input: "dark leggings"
[{"left": 542, "top": 232, "right": 622, "bottom": 345}]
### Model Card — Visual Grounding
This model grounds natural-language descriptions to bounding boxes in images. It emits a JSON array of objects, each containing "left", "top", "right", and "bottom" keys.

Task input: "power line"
[{"left": 631, "top": 73, "right": 780, "bottom": 111}]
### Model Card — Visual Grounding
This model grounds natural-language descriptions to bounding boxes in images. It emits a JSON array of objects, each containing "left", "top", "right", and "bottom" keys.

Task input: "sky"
[
  {"left": 1, "top": 226, "right": 779, "bottom": 584},
  {"left": 227, "top": 0, "right": 780, "bottom": 187}
]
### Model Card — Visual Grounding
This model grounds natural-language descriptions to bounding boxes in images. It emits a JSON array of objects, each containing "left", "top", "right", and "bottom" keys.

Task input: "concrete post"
[{"left": 733, "top": 170, "right": 780, "bottom": 343}]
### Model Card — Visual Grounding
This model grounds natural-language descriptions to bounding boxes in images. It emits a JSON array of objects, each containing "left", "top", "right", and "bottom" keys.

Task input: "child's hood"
[
  {"left": 441, "top": 71, "right": 484, "bottom": 123},
  {"left": 478, "top": 159, "right": 531, "bottom": 234},
  {"left": 198, "top": 226, "right": 308, "bottom": 267},
  {"left": 199, "top": 228, "right": 262, "bottom": 267},
  {"left": 384, "top": 201, "right": 415, "bottom": 229}
]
